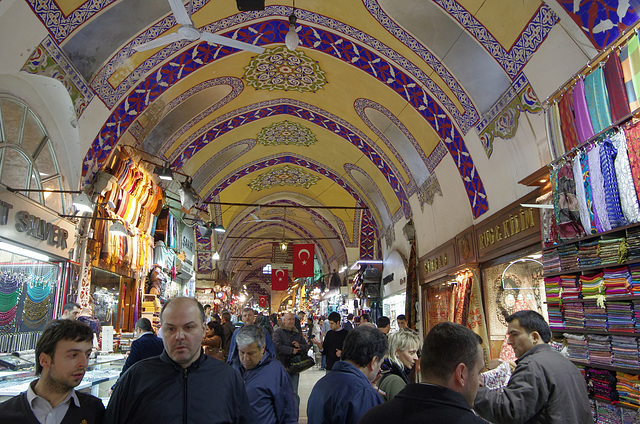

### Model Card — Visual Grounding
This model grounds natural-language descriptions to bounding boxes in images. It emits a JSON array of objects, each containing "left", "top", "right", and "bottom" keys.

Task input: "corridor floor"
[{"left": 297, "top": 366, "right": 325, "bottom": 424}]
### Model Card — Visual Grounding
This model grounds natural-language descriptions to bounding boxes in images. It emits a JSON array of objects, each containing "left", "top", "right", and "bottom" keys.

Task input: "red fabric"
[
  {"left": 558, "top": 91, "right": 579, "bottom": 151},
  {"left": 259, "top": 295, "right": 268, "bottom": 308},
  {"left": 624, "top": 122, "right": 640, "bottom": 199},
  {"left": 603, "top": 53, "right": 631, "bottom": 122},
  {"left": 271, "top": 268, "right": 289, "bottom": 291},
  {"left": 292, "top": 244, "right": 314, "bottom": 277}
]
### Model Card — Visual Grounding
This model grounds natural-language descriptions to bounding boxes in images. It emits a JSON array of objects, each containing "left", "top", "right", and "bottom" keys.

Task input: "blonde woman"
[{"left": 377, "top": 328, "right": 421, "bottom": 401}]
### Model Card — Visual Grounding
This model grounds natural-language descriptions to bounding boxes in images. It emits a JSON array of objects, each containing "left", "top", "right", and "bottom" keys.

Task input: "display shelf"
[
  {"left": 588, "top": 395, "right": 640, "bottom": 412},
  {"left": 570, "top": 359, "right": 640, "bottom": 375},
  {"left": 543, "top": 258, "right": 640, "bottom": 278},
  {"left": 553, "top": 295, "right": 640, "bottom": 303},
  {"left": 542, "top": 224, "right": 637, "bottom": 252}
]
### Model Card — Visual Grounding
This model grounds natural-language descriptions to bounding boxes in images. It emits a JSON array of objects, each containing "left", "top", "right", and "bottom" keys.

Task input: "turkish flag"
[
  {"left": 271, "top": 268, "right": 289, "bottom": 291},
  {"left": 293, "top": 244, "right": 314, "bottom": 278},
  {"left": 259, "top": 295, "right": 268, "bottom": 308}
]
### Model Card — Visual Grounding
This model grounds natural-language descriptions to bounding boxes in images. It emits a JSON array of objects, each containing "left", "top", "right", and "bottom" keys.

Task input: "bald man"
[{"left": 273, "top": 312, "right": 308, "bottom": 396}]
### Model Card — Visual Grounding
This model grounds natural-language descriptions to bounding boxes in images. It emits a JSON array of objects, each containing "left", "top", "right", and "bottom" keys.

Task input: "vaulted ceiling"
[{"left": 2, "top": 0, "right": 629, "bottom": 287}]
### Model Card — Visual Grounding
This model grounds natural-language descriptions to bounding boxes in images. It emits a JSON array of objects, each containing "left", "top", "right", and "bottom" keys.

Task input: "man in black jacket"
[
  {"left": 104, "top": 297, "right": 252, "bottom": 424},
  {"left": 311, "top": 311, "right": 348, "bottom": 371},
  {"left": 0, "top": 319, "right": 105, "bottom": 423},
  {"left": 358, "top": 322, "right": 487, "bottom": 424},
  {"left": 273, "top": 312, "right": 308, "bottom": 395}
]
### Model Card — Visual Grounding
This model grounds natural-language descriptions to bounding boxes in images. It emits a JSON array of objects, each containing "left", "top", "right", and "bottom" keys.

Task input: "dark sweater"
[
  {"left": 321, "top": 328, "right": 349, "bottom": 370},
  {"left": 0, "top": 390, "right": 105, "bottom": 424}
]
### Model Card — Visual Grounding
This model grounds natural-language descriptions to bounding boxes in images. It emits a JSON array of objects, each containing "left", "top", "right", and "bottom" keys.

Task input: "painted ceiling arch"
[{"left": 10, "top": 0, "right": 638, "bottom": 288}]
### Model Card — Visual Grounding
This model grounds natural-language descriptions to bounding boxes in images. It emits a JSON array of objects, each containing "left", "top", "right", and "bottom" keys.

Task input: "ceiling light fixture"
[
  {"left": 214, "top": 224, "right": 226, "bottom": 233},
  {"left": 0, "top": 241, "right": 50, "bottom": 262},
  {"left": 72, "top": 193, "right": 95, "bottom": 213},
  {"left": 212, "top": 251, "right": 220, "bottom": 261},
  {"left": 109, "top": 221, "right": 129, "bottom": 237},
  {"left": 154, "top": 163, "right": 174, "bottom": 181},
  {"left": 178, "top": 178, "right": 200, "bottom": 210},
  {"left": 285, "top": 0, "right": 299, "bottom": 51}
]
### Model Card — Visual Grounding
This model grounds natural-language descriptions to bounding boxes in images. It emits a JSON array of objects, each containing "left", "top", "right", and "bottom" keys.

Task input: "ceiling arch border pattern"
[
  {"left": 343, "top": 163, "right": 399, "bottom": 229},
  {"left": 131, "top": 76, "right": 244, "bottom": 148},
  {"left": 365, "top": 0, "right": 558, "bottom": 80},
  {"left": 196, "top": 225, "right": 213, "bottom": 273},
  {"left": 192, "top": 139, "right": 256, "bottom": 186},
  {"left": 203, "top": 153, "right": 380, "bottom": 223},
  {"left": 81, "top": 11, "right": 488, "bottom": 218},
  {"left": 169, "top": 100, "right": 412, "bottom": 218},
  {"left": 360, "top": 209, "right": 376, "bottom": 260}
]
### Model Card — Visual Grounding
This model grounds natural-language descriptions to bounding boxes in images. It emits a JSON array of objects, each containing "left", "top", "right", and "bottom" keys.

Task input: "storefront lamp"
[
  {"left": 72, "top": 193, "right": 94, "bottom": 213},
  {"left": 0, "top": 241, "right": 49, "bottom": 262},
  {"left": 109, "top": 221, "right": 129, "bottom": 237},
  {"left": 212, "top": 251, "right": 220, "bottom": 261}
]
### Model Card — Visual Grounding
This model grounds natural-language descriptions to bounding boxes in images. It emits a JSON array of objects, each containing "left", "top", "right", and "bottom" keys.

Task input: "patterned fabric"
[
  {"left": 573, "top": 78, "right": 595, "bottom": 143},
  {"left": 584, "top": 68, "right": 613, "bottom": 133},
  {"left": 603, "top": 53, "right": 631, "bottom": 122},
  {"left": 545, "top": 105, "right": 563, "bottom": 159},
  {"left": 555, "top": 162, "right": 584, "bottom": 239},
  {"left": 624, "top": 122, "right": 640, "bottom": 202},
  {"left": 625, "top": 34, "right": 640, "bottom": 111},
  {"left": 552, "top": 102, "right": 565, "bottom": 157},
  {"left": 610, "top": 130, "right": 640, "bottom": 224},
  {"left": 599, "top": 137, "right": 626, "bottom": 228},
  {"left": 580, "top": 151, "right": 599, "bottom": 234},
  {"left": 619, "top": 44, "right": 639, "bottom": 111},
  {"left": 551, "top": 166, "right": 561, "bottom": 230},
  {"left": 559, "top": 90, "right": 579, "bottom": 151},
  {"left": 587, "top": 143, "right": 611, "bottom": 232},
  {"left": 573, "top": 154, "right": 593, "bottom": 232}
]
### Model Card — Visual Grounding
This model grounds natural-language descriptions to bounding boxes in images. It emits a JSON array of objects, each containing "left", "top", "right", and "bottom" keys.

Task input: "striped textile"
[
  {"left": 559, "top": 90, "right": 579, "bottom": 151},
  {"left": 622, "top": 34, "right": 640, "bottom": 111}
]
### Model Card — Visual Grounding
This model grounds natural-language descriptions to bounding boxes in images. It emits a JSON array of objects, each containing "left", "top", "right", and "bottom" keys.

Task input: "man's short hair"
[
  {"left": 397, "top": 314, "right": 406, "bottom": 321},
  {"left": 298, "top": 311, "right": 306, "bottom": 316},
  {"left": 204, "top": 304, "right": 211, "bottom": 310},
  {"left": 376, "top": 316, "right": 390, "bottom": 328},
  {"left": 135, "top": 317, "right": 153, "bottom": 332},
  {"left": 160, "top": 297, "right": 205, "bottom": 324},
  {"left": 347, "top": 313, "right": 354, "bottom": 320},
  {"left": 236, "top": 324, "right": 266, "bottom": 349},
  {"left": 242, "top": 307, "right": 256, "bottom": 315},
  {"left": 506, "top": 310, "right": 551, "bottom": 343},
  {"left": 361, "top": 313, "right": 371, "bottom": 322},
  {"left": 222, "top": 311, "right": 232, "bottom": 322},
  {"left": 328, "top": 312, "right": 341, "bottom": 323},
  {"left": 420, "top": 322, "right": 482, "bottom": 383},
  {"left": 36, "top": 319, "right": 93, "bottom": 375},
  {"left": 341, "top": 326, "right": 388, "bottom": 367},
  {"left": 62, "top": 302, "right": 81, "bottom": 313},
  {"left": 388, "top": 328, "right": 421, "bottom": 368}
]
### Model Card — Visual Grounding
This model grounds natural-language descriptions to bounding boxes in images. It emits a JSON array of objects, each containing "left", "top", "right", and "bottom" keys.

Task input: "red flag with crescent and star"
[
  {"left": 271, "top": 268, "right": 289, "bottom": 291},
  {"left": 259, "top": 295, "right": 268, "bottom": 308},
  {"left": 293, "top": 244, "right": 314, "bottom": 278}
]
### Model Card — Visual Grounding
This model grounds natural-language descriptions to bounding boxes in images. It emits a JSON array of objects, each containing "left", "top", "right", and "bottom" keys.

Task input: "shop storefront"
[
  {"left": 382, "top": 250, "right": 407, "bottom": 332},
  {"left": 0, "top": 191, "right": 76, "bottom": 351}
]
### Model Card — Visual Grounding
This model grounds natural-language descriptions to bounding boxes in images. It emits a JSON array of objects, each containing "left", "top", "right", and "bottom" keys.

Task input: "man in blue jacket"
[
  {"left": 307, "top": 325, "right": 388, "bottom": 424},
  {"left": 227, "top": 307, "right": 275, "bottom": 364},
  {"left": 104, "top": 297, "right": 252, "bottom": 424},
  {"left": 230, "top": 325, "right": 298, "bottom": 424},
  {"left": 120, "top": 317, "right": 163, "bottom": 375}
]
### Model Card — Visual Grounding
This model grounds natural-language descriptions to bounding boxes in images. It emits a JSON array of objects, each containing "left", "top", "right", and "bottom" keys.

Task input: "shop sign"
[
  {"left": 180, "top": 224, "right": 195, "bottom": 265},
  {"left": 419, "top": 239, "right": 457, "bottom": 282},
  {"left": 0, "top": 192, "right": 76, "bottom": 256},
  {"left": 475, "top": 196, "right": 540, "bottom": 261}
]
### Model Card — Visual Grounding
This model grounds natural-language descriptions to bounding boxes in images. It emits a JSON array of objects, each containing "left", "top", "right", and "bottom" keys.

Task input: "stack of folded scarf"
[
  {"left": 594, "top": 400, "right": 622, "bottom": 424},
  {"left": 543, "top": 248, "right": 561, "bottom": 274},
  {"left": 599, "top": 237, "right": 628, "bottom": 265},
  {"left": 616, "top": 372, "right": 640, "bottom": 410},
  {"left": 585, "top": 302, "right": 609, "bottom": 331},
  {"left": 545, "top": 276, "right": 562, "bottom": 302},
  {"left": 564, "top": 302, "right": 586, "bottom": 329},
  {"left": 560, "top": 274, "right": 581, "bottom": 299},
  {"left": 547, "top": 302, "right": 564, "bottom": 329},
  {"left": 559, "top": 243, "right": 579, "bottom": 271},
  {"left": 587, "top": 334, "right": 612, "bottom": 365},
  {"left": 603, "top": 267, "right": 632, "bottom": 297},
  {"left": 587, "top": 368, "right": 619, "bottom": 403},
  {"left": 581, "top": 273, "right": 605, "bottom": 299},
  {"left": 610, "top": 336, "right": 639, "bottom": 369},
  {"left": 565, "top": 333, "right": 588, "bottom": 361},
  {"left": 626, "top": 227, "right": 640, "bottom": 261},
  {"left": 607, "top": 302, "right": 635, "bottom": 333},
  {"left": 629, "top": 265, "right": 640, "bottom": 296},
  {"left": 579, "top": 239, "right": 601, "bottom": 268}
]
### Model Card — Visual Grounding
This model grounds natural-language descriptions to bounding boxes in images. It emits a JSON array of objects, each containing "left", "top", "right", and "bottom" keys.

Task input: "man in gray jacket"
[{"left": 474, "top": 310, "right": 591, "bottom": 423}]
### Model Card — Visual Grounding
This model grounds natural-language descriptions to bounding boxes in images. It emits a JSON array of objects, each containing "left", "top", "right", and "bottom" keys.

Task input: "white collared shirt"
[{"left": 26, "top": 379, "right": 80, "bottom": 424}]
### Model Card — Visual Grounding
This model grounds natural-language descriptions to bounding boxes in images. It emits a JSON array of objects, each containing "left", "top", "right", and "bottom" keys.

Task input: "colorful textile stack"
[
  {"left": 587, "top": 334, "right": 613, "bottom": 365},
  {"left": 581, "top": 272, "right": 605, "bottom": 299},
  {"left": 616, "top": 372, "right": 640, "bottom": 410},
  {"left": 547, "top": 303, "right": 564, "bottom": 329},
  {"left": 559, "top": 243, "right": 579, "bottom": 271},
  {"left": 627, "top": 227, "right": 640, "bottom": 261},
  {"left": 594, "top": 400, "right": 622, "bottom": 424},
  {"left": 588, "top": 368, "right": 619, "bottom": 403},
  {"left": 564, "top": 302, "right": 586, "bottom": 329},
  {"left": 603, "top": 267, "right": 633, "bottom": 296},
  {"left": 585, "top": 303, "right": 609, "bottom": 331},
  {"left": 565, "top": 333, "right": 589, "bottom": 361},
  {"left": 607, "top": 301, "right": 636, "bottom": 333},
  {"left": 543, "top": 248, "right": 561, "bottom": 274},
  {"left": 610, "top": 336, "right": 640, "bottom": 369},
  {"left": 579, "top": 239, "right": 601, "bottom": 268},
  {"left": 599, "top": 237, "right": 628, "bottom": 265},
  {"left": 629, "top": 265, "right": 640, "bottom": 295},
  {"left": 544, "top": 276, "right": 562, "bottom": 302},
  {"left": 633, "top": 300, "right": 640, "bottom": 331},
  {"left": 621, "top": 408, "right": 638, "bottom": 424},
  {"left": 560, "top": 274, "right": 581, "bottom": 299},
  {"left": 589, "top": 399, "right": 598, "bottom": 424}
]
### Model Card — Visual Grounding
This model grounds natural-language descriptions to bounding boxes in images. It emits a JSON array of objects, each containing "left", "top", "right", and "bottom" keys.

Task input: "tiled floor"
[{"left": 298, "top": 366, "right": 325, "bottom": 424}]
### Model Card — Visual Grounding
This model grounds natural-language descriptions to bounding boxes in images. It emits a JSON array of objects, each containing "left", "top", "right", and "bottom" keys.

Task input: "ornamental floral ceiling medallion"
[
  {"left": 243, "top": 46, "right": 327, "bottom": 93},
  {"left": 257, "top": 120, "right": 317, "bottom": 147},
  {"left": 249, "top": 165, "right": 320, "bottom": 191}
]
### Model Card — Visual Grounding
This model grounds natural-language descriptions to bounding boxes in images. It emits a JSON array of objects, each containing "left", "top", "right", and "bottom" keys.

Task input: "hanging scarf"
[
  {"left": 603, "top": 53, "right": 631, "bottom": 122},
  {"left": 572, "top": 78, "right": 595, "bottom": 143},
  {"left": 584, "top": 68, "right": 613, "bottom": 133}
]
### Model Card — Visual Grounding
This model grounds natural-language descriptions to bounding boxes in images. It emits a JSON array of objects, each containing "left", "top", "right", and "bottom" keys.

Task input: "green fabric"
[{"left": 377, "top": 373, "right": 407, "bottom": 402}]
